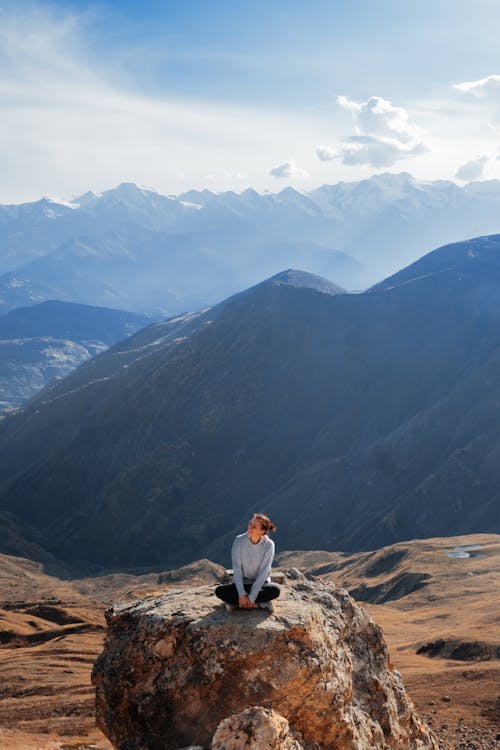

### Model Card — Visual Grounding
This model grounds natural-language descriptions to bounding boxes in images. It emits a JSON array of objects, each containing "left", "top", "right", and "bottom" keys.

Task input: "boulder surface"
[
  {"left": 211, "top": 706, "right": 303, "bottom": 749},
  {"left": 92, "top": 570, "right": 437, "bottom": 750}
]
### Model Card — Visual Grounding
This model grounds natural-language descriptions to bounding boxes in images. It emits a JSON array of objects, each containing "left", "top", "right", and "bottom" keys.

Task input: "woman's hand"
[{"left": 238, "top": 595, "right": 259, "bottom": 609}]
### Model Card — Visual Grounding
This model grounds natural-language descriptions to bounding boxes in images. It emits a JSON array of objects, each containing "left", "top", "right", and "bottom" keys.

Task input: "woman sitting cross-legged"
[{"left": 215, "top": 513, "right": 280, "bottom": 611}]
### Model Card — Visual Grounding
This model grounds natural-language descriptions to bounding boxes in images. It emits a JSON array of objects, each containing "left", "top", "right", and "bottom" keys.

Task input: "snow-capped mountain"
[{"left": 2, "top": 173, "right": 500, "bottom": 315}]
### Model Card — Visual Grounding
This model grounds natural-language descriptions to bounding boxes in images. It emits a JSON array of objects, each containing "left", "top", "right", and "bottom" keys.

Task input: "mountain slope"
[
  {"left": 0, "top": 241, "right": 499, "bottom": 567},
  {"left": 0, "top": 301, "right": 151, "bottom": 410},
  {"left": 0, "top": 300, "right": 151, "bottom": 342},
  {"left": 0, "top": 231, "right": 361, "bottom": 316}
]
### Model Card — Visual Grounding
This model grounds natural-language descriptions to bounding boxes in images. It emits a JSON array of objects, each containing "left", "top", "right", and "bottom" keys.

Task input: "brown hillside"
[
  {"left": 278, "top": 533, "right": 500, "bottom": 750},
  {"left": 0, "top": 536, "right": 498, "bottom": 749}
]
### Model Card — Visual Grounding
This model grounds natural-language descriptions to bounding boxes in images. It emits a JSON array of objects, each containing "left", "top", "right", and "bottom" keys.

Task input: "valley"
[
  {"left": 0, "top": 534, "right": 498, "bottom": 749},
  {"left": 0, "top": 301, "right": 151, "bottom": 411}
]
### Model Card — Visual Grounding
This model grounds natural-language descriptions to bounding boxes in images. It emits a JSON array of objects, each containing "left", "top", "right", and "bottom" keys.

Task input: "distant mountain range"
[
  {"left": 3, "top": 173, "right": 500, "bottom": 315},
  {"left": 0, "top": 301, "right": 151, "bottom": 410},
  {"left": 0, "top": 237, "right": 499, "bottom": 569}
]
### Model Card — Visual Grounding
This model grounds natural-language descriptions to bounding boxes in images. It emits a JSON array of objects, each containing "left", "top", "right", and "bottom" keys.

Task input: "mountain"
[
  {"left": 0, "top": 239, "right": 500, "bottom": 568},
  {"left": 0, "top": 301, "right": 151, "bottom": 411},
  {"left": 0, "top": 197, "right": 77, "bottom": 272},
  {"left": 3, "top": 173, "right": 500, "bottom": 314},
  {"left": 0, "top": 299, "right": 151, "bottom": 341},
  {"left": 0, "top": 232, "right": 359, "bottom": 316},
  {"left": 0, "top": 181, "right": 363, "bottom": 315}
]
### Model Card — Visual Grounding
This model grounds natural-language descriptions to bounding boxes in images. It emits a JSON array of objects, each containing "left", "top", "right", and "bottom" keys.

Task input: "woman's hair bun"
[{"left": 253, "top": 513, "right": 277, "bottom": 533}]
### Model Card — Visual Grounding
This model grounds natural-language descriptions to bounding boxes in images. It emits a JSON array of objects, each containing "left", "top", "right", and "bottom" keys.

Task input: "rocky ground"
[
  {"left": 0, "top": 534, "right": 498, "bottom": 749},
  {"left": 281, "top": 534, "right": 500, "bottom": 750},
  {"left": 406, "top": 668, "right": 500, "bottom": 750}
]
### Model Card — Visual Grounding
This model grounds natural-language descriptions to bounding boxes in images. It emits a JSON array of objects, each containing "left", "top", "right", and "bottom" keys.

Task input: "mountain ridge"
[
  {"left": 3, "top": 172, "right": 500, "bottom": 315},
  {"left": 0, "top": 235, "right": 499, "bottom": 566},
  {"left": 0, "top": 301, "right": 151, "bottom": 411}
]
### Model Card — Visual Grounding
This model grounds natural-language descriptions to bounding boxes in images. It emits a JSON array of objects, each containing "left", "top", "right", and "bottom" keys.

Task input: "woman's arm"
[
  {"left": 248, "top": 540, "right": 275, "bottom": 602},
  {"left": 231, "top": 537, "right": 246, "bottom": 598}
]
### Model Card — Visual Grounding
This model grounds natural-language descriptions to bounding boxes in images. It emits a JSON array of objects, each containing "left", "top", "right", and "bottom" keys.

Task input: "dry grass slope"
[
  {"left": 0, "top": 536, "right": 498, "bottom": 749},
  {"left": 278, "top": 533, "right": 500, "bottom": 750}
]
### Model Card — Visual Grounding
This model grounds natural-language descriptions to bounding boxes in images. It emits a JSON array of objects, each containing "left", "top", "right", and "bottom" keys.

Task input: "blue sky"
[{"left": 2, "top": 0, "right": 500, "bottom": 201}]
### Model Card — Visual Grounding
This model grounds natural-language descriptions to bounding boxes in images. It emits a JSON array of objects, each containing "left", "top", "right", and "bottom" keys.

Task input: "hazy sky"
[{"left": 3, "top": 0, "right": 500, "bottom": 202}]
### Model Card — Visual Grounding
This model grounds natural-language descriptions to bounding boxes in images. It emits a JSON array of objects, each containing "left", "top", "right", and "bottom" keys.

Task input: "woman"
[{"left": 215, "top": 513, "right": 280, "bottom": 611}]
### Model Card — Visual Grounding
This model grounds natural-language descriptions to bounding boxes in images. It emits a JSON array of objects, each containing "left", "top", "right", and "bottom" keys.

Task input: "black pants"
[{"left": 215, "top": 582, "right": 281, "bottom": 605}]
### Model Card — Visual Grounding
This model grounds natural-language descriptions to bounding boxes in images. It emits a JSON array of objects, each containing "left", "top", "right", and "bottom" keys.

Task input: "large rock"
[
  {"left": 211, "top": 706, "right": 304, "bottom": 749},
  {"left": 92, "top": 570, "right": 437, "bottom": 750}
]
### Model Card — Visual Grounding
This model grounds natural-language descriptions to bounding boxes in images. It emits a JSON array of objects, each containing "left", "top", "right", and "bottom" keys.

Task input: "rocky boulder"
[
  {"left": 92, "top": 570, "right": 437, "bottom": 750},
  {"left": 211, "top": 706, "right": 303, "bottom": 749}
]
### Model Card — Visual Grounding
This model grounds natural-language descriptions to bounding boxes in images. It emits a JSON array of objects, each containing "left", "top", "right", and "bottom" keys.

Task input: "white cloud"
[
  {"left": 339, "top": 135, "right": 427, "bottom": 168},
  {"left": 320, "top": 95, "right": 428, "bottom": 168},
  {"left": 315, "top": 145, "right": 336, "bottom": 162},
  {"left": 455, "top": 155, "right": 489, "bottom": 181},
  {"left": 452, "top": 74, "right": 500, "bottom": 130},
  {"left": 454, "top": 74, "right": 500, "bottom": 98},
  {"left": 337, "top": 95, "right": 419, "bottom": 144},
  {"left": 269, "top": 159, "right": 309, "bottom": 178}
]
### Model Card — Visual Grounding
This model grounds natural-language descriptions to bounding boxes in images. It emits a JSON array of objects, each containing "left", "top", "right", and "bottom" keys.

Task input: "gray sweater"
[{"left": 231, "top": 532, "right": 275, "bottom": 602}]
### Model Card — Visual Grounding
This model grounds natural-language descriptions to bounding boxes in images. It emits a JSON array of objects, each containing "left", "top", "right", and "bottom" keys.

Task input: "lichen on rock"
[{"left": 92, "top": 569, "right": 437, "bottom": 750}]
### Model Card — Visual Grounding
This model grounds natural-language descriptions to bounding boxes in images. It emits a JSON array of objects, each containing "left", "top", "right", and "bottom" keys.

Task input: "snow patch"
[
  {"left": 179, "top": 200, "right": 203, "bottom": 210},
  {"left": 381, "top": 267, "right": 455, "bottom": 291},
  {"left": 7, "top": 277, "right": 25, "bottom": 289}
]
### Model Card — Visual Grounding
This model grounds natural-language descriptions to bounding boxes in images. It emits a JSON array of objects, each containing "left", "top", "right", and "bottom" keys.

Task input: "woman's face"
[{"left": 247, "top": 517, "right": 266, "bottom": 544}]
